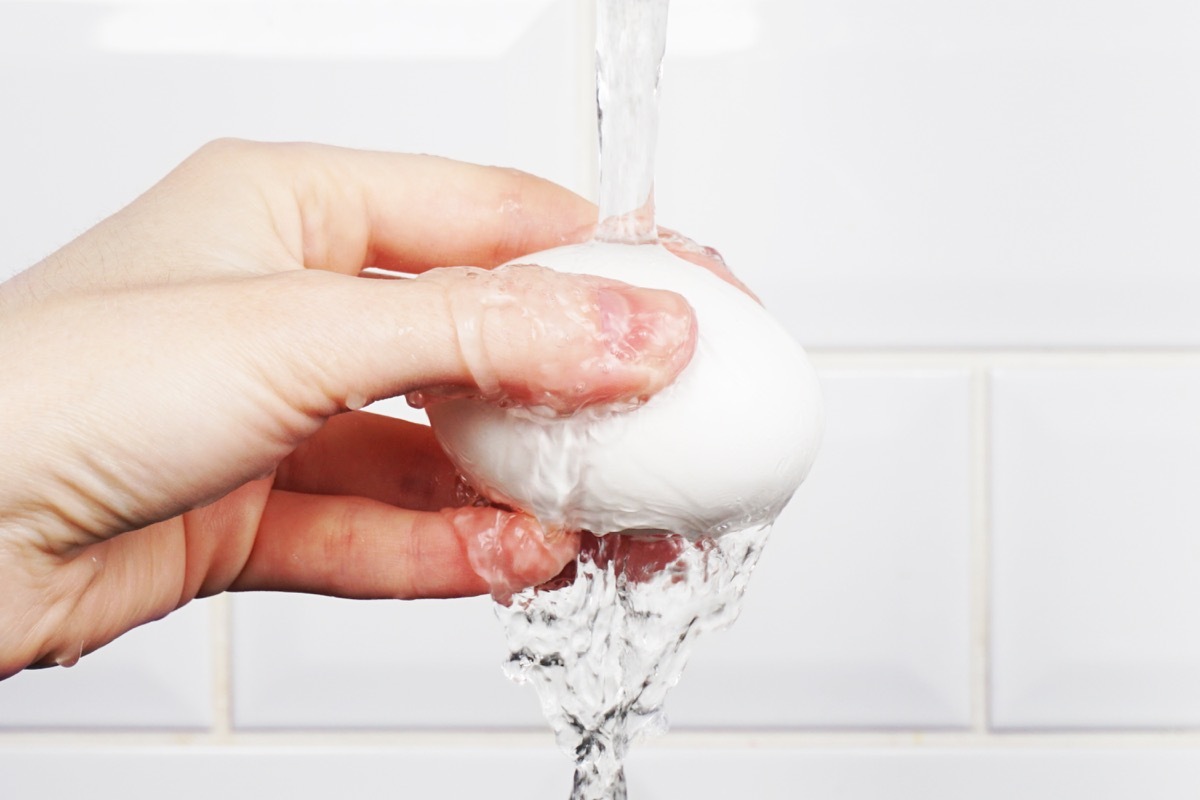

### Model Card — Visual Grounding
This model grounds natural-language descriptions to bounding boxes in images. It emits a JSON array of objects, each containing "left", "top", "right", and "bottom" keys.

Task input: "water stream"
[
  {"left": 497, "top": 525, "right": 770, "bottom": 800},
  {"left": 491, "top": 3, "right": 778, "bottom": 798},
  {"left": 594, "top": 0, "right": 668, "bottom": 244}
]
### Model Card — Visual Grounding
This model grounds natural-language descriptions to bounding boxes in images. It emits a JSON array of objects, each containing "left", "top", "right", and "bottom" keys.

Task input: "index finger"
[{"left": 248, "top": 142, "right": 598, "bottom": 274}]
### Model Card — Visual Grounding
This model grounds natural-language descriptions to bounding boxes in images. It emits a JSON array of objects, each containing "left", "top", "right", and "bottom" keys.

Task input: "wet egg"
[{"left": 427, "top": 240, "right": 823, "bottom": 537}]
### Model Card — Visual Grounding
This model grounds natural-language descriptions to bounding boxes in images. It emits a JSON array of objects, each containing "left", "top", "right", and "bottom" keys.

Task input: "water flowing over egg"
[{"left": 427, "top": 240, "right": 823, "bottom": 537}]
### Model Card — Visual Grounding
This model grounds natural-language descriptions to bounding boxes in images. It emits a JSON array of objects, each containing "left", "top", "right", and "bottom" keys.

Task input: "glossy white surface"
[
  {"left": 657, "top": 0, "right": 1200, "bottom": 346},
  {"left": 429, "top": 242, "right": 823, "bottom": 538},
  {"left": 991, "top": 367, "right": 1200, "bottom": 728},
  {"left": 669, "top": 370, "right": 972, "bottom": 728},
  {"left": 1, "top": 746, "right": 1198, "bottom": 799},
  {"left": 0, "top": 599, "right": 212, "bottom": 729},
  {"left": 230, "top": 392, "right": 538, "bottom": 730},
  {"left": 0, "top": 0, "right": 586, "bottom": 283},
  {"left": 231, "top": 592, "right": 544, "bottom": 728}
]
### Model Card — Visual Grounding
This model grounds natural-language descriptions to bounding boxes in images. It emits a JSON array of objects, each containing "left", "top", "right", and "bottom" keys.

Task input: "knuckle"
[{"left": 192, "top": 137, "right": 258, "bottom": 165}]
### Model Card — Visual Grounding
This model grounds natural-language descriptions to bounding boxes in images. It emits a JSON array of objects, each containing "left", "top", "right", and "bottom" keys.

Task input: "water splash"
[{"left": 496, "top": 525, "right": 770, "bottom": 800}]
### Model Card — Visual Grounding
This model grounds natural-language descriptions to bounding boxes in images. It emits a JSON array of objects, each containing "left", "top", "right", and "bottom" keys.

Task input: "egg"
[{"left": 426, "top": 241, "right": 823, "bottom": 537}]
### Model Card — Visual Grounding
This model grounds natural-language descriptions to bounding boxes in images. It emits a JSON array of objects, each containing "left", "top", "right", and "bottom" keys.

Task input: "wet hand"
[{"left": 0, "top": 141, "right": 696, "bottom": 677}]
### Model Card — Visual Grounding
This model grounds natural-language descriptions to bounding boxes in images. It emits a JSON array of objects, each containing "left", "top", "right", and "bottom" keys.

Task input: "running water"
[
  {"left": 594, "top": 0, "right": 668, "bottom": 244},
  {"left": 490, "top": 2, "right": 779, "bottom": 798},
  {"left": 497, "top": 525, "right": 770, "bottom": 800}
]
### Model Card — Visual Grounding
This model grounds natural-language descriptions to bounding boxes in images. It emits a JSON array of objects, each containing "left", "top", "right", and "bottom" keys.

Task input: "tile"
[
  {"left": 634, "top": 747, "right": 1200, "bottom": 800},
  {"left": 991, "top": 367, "right": 1200, "bottom": 728},
  {"left": 2, "top": 745, "right": 1199, "bottom": 800},
  {"left": 657, "top": 0, "right": 1200, "bottom": 346},
  {"left": 0, "top": 745, "right": 564, "bottom": 800},
  {"left": 669, "top": 370, "right": 972, "bottom": 728},
  {"left": 0, "top": 0, "right": 586, "bottom": 283},
  {"left": 0, "top": 598, "right": 213, "bottom": 729},
  {"left": 231, "top": 592, "right": 544, "bottom": 728},
  {"left": 230, "top": 394, "right": 536, "bottom": 729}
]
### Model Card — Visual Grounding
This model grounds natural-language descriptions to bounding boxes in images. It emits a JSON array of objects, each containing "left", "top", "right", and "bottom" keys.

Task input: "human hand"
[{"left": 0, "top": 141, "right": 696, "bottom": 677}]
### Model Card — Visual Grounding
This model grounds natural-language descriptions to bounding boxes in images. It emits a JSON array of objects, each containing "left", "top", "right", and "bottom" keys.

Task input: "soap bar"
[{"left": 427, "top": 241, "right": 823, "bottom": 537}]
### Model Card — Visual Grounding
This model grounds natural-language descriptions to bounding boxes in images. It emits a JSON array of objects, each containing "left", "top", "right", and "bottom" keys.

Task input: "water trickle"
[{"left": 496, "top": 526, "right": 770, "bottom": 800}]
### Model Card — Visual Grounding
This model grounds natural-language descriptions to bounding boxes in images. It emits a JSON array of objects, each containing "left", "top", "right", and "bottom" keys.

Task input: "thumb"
[{"left": 262, "top": 263, "right": 697, "bottom": 418}]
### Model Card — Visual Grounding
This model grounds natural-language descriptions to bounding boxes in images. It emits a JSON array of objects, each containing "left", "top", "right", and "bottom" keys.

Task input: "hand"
[{"left": 0, "top": 140, "right": 696, "bottom": 677}]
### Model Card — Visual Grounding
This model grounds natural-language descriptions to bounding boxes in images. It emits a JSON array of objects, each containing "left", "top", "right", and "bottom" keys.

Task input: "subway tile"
[
  {"left": 236, "top": 371, "right": 972, "bottom": 731},
  {"left": 991, "top": 367, "right": 1200, "bottom": 728},
  {"left": 238, "top": 371, "right": 971, "bottom": 731},
  {"left": 231, "top": 592, "right": 544, "bottom": 729},
  {"left": 669, "top": 370, "right": 972, "bottom": 729},
  {"left": 633, "top": 746, "right": 1200, "bottom": 799},
  {"left": 657, "top": 0, "right": 1200, "bottom": 346},
  {"left": 0, "top": 598, "right": 213, "bottom": 730},
  {"left": 2, "top": 745, "right": 1199, "bottom": 800},
  {"left": 231, "top": 394, "right": 541, "bottom": 729},
  {"left": 0, "top": 0, "right": 586, "bottom": 283}
]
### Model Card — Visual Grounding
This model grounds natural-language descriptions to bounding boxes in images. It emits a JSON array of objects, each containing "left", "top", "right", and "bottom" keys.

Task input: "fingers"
[
  {"left": 228, "top": 491, "right": 579, "bottom": 600},
  {"left": 250, "top": 264, "right": 696, "bottom": 418},
  {"left": 274, "top": 411, "right": 465, "bottom": 511},
  {"left": 17, "top": 142, "right": 599, "bottom": 301},
  {"left": 12, "top": 486, "right": 581, "bottom": 671},
  {"left": 411, "top": 263, "right": 698, "bottom": 411},
  {"left": 217, "top": 141, "right": 599, "bottom": 275}
]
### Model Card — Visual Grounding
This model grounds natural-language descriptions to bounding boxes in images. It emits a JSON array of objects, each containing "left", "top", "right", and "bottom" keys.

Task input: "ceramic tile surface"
[
  {"left": 0, "top": 0, "right": 585, "bottom": 283},
  {"left": 991, "top": 367, "right": 1200, "bottom": 728},
  {"left": 657, "top": 0, "right": 1200, "bottom": 346},
  {"left": 6, "top": 0, "right": 1200, "bottom": 786},
  {"left": 231, "top": 591, "right": 544, "bottom": 728},
  {"left": 2, "top": 746, "right": 1199, "bottom": 800},
  {"left": 231, "top": 393, "right": 537, "bottom": 729},
  {"left": 669, "top": 370, "right": 973, "bottom": 728},
  {"left": 0, "top": 598, "right": 212, "bottom": 729}
]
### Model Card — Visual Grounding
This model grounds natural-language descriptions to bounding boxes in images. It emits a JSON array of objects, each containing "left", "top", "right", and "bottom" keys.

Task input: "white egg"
[{"left": 427, "top": 241, "right": 823, "bottom": 537}]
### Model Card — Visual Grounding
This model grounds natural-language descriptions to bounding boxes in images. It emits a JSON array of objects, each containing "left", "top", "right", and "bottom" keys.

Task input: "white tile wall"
[
  {"left": 0, "top": 0, "right": 588, "bottom": 282},
  {"left": 657, "top": 0, "right": 1200, "bottom": 347},
  {"left": 3, "top": 0, "right": 1200, "bottom": 796},
  {"left": 991, "top": 367, "right": 1200, "bottom": 729},
  {"left": 669, "top": 370, "right": 972, "bottom": 729},
  {"left": 231, "top": 592, "right": 543, "bottom": 729},
  {"left": 0, "top": 598, "right": 213, "bottom": 730}
]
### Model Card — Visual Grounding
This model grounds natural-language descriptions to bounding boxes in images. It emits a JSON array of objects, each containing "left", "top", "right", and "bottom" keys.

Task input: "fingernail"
[{"left": 596, "top": 286, "right": 696, "bottom": 369}]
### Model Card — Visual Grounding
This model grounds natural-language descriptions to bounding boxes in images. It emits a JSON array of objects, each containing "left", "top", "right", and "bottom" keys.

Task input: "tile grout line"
[
  {"left": 210, "top": 595, "right": 233, "bottom": 740},
  {"left": 8, "top": 729, "right": 1200, "bottom": 749},
  {"left": 969, "top": 368, "right": 991, "bottom": 734}
]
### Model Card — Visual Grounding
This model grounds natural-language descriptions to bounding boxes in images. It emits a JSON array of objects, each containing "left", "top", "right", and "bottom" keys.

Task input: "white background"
[{"left": 3, "top": 0, "right": 1200, "bottom": 797}]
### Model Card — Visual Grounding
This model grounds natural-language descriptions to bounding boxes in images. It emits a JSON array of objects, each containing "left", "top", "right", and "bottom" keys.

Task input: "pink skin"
[
  {"left": 0, "top": 142, "right": 697, "bottom": 677},
  {"left": 513, "top": 225, "right": 759, "bottom": 589},
  {"left": 414, "top": 263, "right": 697, "bottom": 414}
]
